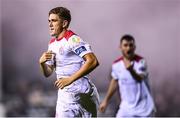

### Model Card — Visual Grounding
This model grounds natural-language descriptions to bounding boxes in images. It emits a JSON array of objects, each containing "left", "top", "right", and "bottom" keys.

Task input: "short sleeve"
[
  {"left": 136, "top": 59, "right": 148, "bottom": 77},
  {"left": 111, "top": 65, "right": 118, "bottom": 80},
  {"left": 68, "top": 35, "right": 92, "bottom": 57}
]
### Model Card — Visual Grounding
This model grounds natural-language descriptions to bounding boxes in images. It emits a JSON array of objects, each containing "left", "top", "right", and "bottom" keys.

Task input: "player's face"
[
  {"left": 48, "top": 14, "right": 63, "bottom": 37},
  {"left": 120, "top": 40, "right": 136, "bottom": 59}
]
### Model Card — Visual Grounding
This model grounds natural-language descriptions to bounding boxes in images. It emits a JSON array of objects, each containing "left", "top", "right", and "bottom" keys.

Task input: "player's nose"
[{"left": 49, "top": 21, "right": 53, "bottom": 27}]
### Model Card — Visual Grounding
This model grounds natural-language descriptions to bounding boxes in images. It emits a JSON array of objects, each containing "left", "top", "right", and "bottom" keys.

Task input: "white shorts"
[
  {"left": 55, "top": 84, "right": 99, "bottom": 118},
  {"left": 116, "top": 108, "right": 155, "bottom": 118}
]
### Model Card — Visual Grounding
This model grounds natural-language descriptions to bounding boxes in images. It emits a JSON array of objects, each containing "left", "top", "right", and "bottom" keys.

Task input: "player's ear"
[{"left": 62, "top": 20, "right": 68, "bottom": 28}]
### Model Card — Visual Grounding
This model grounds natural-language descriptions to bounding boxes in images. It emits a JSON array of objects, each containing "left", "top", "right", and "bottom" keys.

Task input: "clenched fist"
[{"left": 99, "top": 100, "right": 108, "bottom": 113}]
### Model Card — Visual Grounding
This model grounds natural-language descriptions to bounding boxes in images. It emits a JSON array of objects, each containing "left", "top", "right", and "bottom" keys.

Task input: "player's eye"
[
  {"left": 52, "top": 19, "right": 58, "bottom": 22},
  {"left": 129, "top": 43, "right": 134, "bottom": 47},
  {"left": 124, "top": 44, "right": 128, "bottom": 47}
]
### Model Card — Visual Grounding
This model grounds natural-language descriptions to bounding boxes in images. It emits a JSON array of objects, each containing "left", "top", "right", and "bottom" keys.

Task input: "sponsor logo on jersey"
[{"left": 75, "top": 46, "right": 87, "bottom": 55}]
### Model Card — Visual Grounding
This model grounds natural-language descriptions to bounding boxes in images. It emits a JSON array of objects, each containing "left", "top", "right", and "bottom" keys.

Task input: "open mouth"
[{"left": 127, "top": 50, "right": 131, "bottom": 55}]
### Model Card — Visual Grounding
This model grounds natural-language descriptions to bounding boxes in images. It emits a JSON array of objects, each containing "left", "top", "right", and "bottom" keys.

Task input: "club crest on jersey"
[
  {"left": 59, "top": 46, "right": 64, "bottom": 54},
  {"left": 75, "top": 46, "right": 87, "bottom": 55}
]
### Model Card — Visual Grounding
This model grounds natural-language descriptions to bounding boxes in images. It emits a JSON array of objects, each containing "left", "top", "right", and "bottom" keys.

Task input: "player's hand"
[
  {"left": 123, "top": 58, "right": 133, "bottom": 70},
  {"left": 99, "top": 100, "right": 108, "bottom": 113},
  {"left": 39, "top": 51, "right": 55, "bottom": 64},
  {"left": 54, "top": 77, "right": 74, "bottom": 89}
]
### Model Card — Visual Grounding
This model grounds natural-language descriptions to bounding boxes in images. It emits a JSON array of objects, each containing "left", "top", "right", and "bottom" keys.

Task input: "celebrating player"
[
  {"left": 99, "top": 35, "right": 155, "bottom": 117},
  {"left": 39, "top": 7, "right": 99, "bottom": 117}
]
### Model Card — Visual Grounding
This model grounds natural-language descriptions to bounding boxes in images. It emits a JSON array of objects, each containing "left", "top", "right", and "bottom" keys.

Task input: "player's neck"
[{"left": 57, "top": 29, "right": 67, "bottom": 39}]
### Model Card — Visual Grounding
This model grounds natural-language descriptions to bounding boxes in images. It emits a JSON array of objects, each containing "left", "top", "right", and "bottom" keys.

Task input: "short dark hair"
[
  {"left": 49, "top": 7, "right": 71, "bottom": 28},
  {"left": 120, "top": 34, "right": 135, "bottom": 43}
]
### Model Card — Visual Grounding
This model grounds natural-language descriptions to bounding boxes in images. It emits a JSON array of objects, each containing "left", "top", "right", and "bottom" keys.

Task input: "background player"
[
  {"left": 99, "top": 34, "right": 155, "bottom": 117},
  {"left": 39, "top": 7, "right": 99, "bottom": 117}
]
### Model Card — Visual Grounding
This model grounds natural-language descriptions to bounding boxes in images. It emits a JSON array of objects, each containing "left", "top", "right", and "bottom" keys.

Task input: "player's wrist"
[
  {"left": 69, "top": 75, "right": 76, "bottom": 83},
  {"left": 104, "top": 97, "right": 110, "bottom": 103}
]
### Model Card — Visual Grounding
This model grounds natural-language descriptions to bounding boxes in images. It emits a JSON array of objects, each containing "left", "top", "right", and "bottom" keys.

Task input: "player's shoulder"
[
  {"left": 134, "top": 54, "right": 145, "bottom": 62},
  {"left": 66, "top": 30, "right": 82, "bottom": 43},
  {"left": 112, "top": 56, "right": 124, "bottom": 71},
  {"left": 113, "top": 56, "right": 123, "bottom": 64},
  {"left": 49, "top": 38, "right": 56, "bottom": 45},
  {"left": 48, "top": 30, "right": 79, "bottom": 45},
  {"left": 112, "top": 56, "right": 123, "bottom": 67},
  {"left": 64, "top": 30, "right": 84, "bottom": 46},
  {"left": 64, "top": 30, "right": 77, "bottom": 40},
  {"left": 134, "top": 54, "right": 144, "bottom": 62},
  {"left": 134, "top": 54, "right": 147, "bottom": 66}
]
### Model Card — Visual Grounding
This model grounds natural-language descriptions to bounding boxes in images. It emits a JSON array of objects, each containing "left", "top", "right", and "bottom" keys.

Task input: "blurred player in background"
[
  {"left": 39, "top": 7, "right": 99, "bottom": 117},
  {"left": 99, "top": 35, "right": 155, "bottom": 117}
]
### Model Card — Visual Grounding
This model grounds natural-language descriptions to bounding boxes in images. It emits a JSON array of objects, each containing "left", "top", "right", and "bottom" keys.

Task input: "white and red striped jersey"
[{"left": 111, "top": 55, "right": 155, "bottom": 116}]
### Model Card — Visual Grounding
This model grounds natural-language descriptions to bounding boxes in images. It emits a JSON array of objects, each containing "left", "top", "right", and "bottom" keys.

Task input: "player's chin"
[
  {"left": 125, "top": 54, "right": 132, "bottom": 59},
  {"left": 50, "top": 33, "right": 57, "bottom": 37}
]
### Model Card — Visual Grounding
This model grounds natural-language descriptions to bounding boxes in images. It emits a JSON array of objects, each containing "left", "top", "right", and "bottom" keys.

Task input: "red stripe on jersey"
[
  {"left": 134, "top": 54, "right": 143, "bottom": 62},
  {"left": 113, "top": 56, "right": 123, "bottom": 64},
  {"left": 49, "top": 38, "right": 56, "bottom": 44},
  {"left": 56, "top": 30, "right": 76, "bottom": 41},
  {"left": 113, "top": 54, "right": 143, "bottom": 64}
]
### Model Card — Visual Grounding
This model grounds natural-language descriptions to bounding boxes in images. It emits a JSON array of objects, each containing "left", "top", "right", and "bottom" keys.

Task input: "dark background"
[{"left": 1, "top": 0, "right": 180, "bottom": 117}]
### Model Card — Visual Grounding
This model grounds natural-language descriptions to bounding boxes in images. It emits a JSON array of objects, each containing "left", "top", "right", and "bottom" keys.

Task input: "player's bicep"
[
  {"left": 82, "top": 52, "right": 97, "bottom": 61},
  {"left": 110, "top": 78, "right": 118, "bottom": 90},
  {"left": 111, "top": 77, "right": 118, "bottom": 83},
  {"left": 111, "top": 67, "right": 119, "bottom": 80}
]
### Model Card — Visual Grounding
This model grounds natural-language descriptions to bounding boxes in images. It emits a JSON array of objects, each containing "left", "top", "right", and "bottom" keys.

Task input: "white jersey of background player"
[
  {"left": 99, "top": 35, "right": 155, "bottom": 117},
  {"left": 39, "top": 7, "right": 99, "bottom": 117}
]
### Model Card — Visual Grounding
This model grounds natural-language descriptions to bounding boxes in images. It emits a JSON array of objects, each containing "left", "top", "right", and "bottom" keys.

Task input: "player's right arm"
[
  {"left": 99, "top": 78, "right": 118, "bottom": 112},
  {"left": 39, "top": 51, "right": 54, "bottom": 77}
]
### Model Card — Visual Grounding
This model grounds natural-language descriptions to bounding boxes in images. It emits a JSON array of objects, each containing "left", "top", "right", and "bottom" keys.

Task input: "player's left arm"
[{"left": 71, "top": 52, "right": 99, "bottom": 80}]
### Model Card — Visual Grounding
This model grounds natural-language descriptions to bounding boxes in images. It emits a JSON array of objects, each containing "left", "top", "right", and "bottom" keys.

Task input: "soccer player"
[
  {"left": 39, "top": 7, "right": 99, "bottom": 117},
  {"left": 99, "top": 35, "right": 155, "bottom": 117}
]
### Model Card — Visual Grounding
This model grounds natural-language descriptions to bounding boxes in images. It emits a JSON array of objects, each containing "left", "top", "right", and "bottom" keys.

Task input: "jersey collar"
[{"left": 56, "top": 30, "right": 75, "bottom": 41}]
